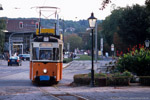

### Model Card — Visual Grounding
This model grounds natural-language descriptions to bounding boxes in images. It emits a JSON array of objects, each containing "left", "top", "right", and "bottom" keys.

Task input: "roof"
[{"left": 6, "top": 19, "right": 38, "bottom": 33}]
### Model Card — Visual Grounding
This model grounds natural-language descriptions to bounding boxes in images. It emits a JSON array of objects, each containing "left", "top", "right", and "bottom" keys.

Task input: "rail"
[{"left": 38, "top": 85, "right": 88, "bottom": 100}]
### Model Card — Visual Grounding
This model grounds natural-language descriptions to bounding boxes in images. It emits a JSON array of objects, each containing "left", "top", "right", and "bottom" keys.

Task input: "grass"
[
  {"left": 75, "top": 55, "right": 91, "bottom": 60},
  {"left": 63, "top": 58, "right": 73, "bottom": 63},
  {"left": 75, "top": 55, "right": 101, "bottom": 60}
]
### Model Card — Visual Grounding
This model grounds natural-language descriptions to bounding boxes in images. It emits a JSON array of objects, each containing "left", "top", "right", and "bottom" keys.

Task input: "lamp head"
[{"left": 88, "top": 12, "right": 97, "bottom": 28}]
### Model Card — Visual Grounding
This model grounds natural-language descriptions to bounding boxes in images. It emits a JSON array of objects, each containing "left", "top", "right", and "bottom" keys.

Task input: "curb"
[{"left": 63, "top": 61, "right": 73, "bottom": 69}]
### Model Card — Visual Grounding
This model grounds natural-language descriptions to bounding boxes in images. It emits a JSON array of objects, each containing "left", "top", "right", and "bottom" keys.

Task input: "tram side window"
[{"left": 32, "top": 48, "right": 39, "bottom": 60}]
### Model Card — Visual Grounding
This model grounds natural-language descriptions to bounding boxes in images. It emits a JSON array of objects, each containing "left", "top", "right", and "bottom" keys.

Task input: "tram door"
[{"left": 13, "top": 44, "right": 23, "bottom": 55}]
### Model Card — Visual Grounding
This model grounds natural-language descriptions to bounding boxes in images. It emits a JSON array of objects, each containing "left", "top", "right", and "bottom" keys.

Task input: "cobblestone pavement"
[{"left": 0, "top": 60, "right": 150, "bottom": 100}]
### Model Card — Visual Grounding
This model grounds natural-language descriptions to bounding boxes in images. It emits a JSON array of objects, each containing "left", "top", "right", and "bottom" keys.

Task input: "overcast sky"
[{"left": 0, "top": 0, "right": 146, "bottom": 20}]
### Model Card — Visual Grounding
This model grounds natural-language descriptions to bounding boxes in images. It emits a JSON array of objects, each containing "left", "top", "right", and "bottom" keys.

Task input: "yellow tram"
[{"left": 29, "top": 6, "right": 63, "bottom": 84}]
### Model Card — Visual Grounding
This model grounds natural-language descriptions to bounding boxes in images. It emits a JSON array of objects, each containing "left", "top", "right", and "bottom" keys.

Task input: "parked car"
[
  {"left": 18, "top": 54, "right": 30, "bottom": 61},
  {"left": 8, "top": 56, "right": 22, "bottom": 66}
]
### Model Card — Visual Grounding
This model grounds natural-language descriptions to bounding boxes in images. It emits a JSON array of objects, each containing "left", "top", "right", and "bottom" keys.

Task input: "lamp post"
[
  {"left": 88, "top": 12, "right": 97, "bottom": 87},
  {"left": 145, "top": 39, "right": 150, "bottom": 49},
  {"left": 0, "top": 4, "right": 3, "bottom": 10}
]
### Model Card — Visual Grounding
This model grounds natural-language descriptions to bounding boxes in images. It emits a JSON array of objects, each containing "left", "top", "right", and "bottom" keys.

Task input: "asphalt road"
[{"left": 0, "top": 60, "right": 150, "bottom": 100}]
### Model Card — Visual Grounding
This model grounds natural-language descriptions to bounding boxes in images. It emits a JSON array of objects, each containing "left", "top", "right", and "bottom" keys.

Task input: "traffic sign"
[{"left": 111, "top": 44, "right": 114, "bottom": 51}]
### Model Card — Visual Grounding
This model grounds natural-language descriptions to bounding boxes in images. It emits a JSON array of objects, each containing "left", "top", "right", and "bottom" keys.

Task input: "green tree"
[
  {"left": 0, "top": 18, "right": 6, "bottom": 53},
  {"left": 99, "top": 4, "right": 149, "bottom": 53},
  {"left": 100, "top": 8, "right": 123, "bottom": 53},
  {"left": 118, "top": 5, "right": 149, "bottom": 47},
  {"left": 64, "top": 34, "right": 83, "bottom": 52}
]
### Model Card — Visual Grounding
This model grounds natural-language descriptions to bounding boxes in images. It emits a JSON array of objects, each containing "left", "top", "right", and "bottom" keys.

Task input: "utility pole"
[
  {"left": 101, "top": 38, "right": 103, "bottom": 59},
  {"left": 95, "top": 22, "right": 98, "bottom": 62}
]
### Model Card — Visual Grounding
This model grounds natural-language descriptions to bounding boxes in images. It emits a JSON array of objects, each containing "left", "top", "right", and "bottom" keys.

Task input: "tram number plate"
[{"left": 40, "top": 76, "right": 50, "bottom": 81}]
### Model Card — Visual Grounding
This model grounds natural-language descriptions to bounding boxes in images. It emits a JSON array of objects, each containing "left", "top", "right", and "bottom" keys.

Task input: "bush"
[
  {"left": 107, "top": 76, "right": 130, "bottom": 86},
  {"left": 88, "top": 73, "right": 107, "bottom": 78},
  {"left": 73, "top": 74, "right": 90, "bottom": 85},
  {"left": 74, "top": 72, "right": 131, "bottom": 86},
  {"left": 116, "top": 48, "right": 150, "bottom": 76},
  {"left": 139, "top": 76, "right": 150, "bottom": 86}
]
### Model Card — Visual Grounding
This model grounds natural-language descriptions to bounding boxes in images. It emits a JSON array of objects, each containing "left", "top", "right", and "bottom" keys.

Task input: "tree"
[
  {"left": 0, "top": 18, "right": 6, "bottom": 53},
  {"left": 100, "top": 0, "right": 148, "bottom": 10},
  {"left": 118, "top": 5, "right": 149, "bottom": 46},
  {"left": 100, "top": 0, "right": 111, "bottom": 10},
  {"left": 64, "top": 34, "right": 83, "bottom": 52},
  {"left": 99, "top": 8, "right": 123, "bottom": 53},
  {"left": 99, "top": 4, "right": 149, "bottom": 53}
]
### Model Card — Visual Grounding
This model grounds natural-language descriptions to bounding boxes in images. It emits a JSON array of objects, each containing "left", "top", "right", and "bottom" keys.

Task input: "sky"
[{"left": 0, "top": 0, "right": 146, "bottom": 20}]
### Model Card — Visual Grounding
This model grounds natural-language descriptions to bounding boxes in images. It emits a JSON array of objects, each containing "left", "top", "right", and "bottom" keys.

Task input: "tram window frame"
[
  {"left": 59, "top": 44, "right": 63, "bottom": 62},
  {"left": 31, "top": 42, "right": 61, "bottom": 62},
  {"left": 53, "top": 48, "right": 59, "bottom": 60},
  {"left": 32, "top": 47, "right": 39, "bottom": 60}
]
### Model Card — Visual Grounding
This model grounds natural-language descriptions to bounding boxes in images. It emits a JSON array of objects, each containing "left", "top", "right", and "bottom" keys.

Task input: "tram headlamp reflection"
[{"left": 43, "top": 69, "right": 47, "bottom": 74}]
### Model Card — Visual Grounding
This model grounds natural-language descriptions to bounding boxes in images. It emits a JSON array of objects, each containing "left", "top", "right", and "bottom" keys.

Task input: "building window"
[{"left": 19, "top": 21, "right": 23, "bottom": 28}]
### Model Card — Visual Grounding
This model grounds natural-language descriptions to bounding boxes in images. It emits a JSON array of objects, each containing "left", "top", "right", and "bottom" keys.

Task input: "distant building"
[{"left": 4, "top": 19, "right": 38, "bottom": 55}]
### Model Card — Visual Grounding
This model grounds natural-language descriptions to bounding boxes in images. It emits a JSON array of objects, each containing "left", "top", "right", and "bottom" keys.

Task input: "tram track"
[{"left": 38, "top": 85, "right": 89, "bottom": 100}]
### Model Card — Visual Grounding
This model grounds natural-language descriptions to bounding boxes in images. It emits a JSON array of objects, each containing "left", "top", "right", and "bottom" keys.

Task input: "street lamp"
[
  {"left": 145, "top": 39, "right": 150, "bottom": 48},
  {"left": 0, "top": 4, "right": 3, "bottom": 10},
  {"left": 88, "top": 12, "right": 97, "bottom": 87}
]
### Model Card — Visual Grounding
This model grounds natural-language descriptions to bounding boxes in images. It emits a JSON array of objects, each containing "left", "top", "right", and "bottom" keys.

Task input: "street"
[{"left": 0, "top": 60, "right": 150, "bottom": 100}]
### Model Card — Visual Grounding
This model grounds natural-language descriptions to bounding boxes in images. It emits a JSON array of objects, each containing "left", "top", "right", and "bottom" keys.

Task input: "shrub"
[
  {"left": 139, "top": 76, "right": 150, "bottom": 86},
  {"left": 107, "top": 76, "right": 130, "bottom": 86},
  {"left": 88, "top": 73, "right": 107, "bottom": 78},
  {"left": 122, "top": 71, "right": 133, "bottom": 77},
  {"left": 63, "top": 58, "right": 72, "bottom": 63},
  {"left": 74, "top": 71, "right": 131, "bottom": 86},
  {"left": 73, "top": 74, "right": 90, "bottom": 85},
  {"left": 116, "top": 48, "right": 150, "bottom": 76}
]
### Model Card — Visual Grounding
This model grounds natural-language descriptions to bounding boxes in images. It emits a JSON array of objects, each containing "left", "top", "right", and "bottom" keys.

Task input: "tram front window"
[
  {"left": 32, "top": 47, "right": 60, "bottom": 61},
  {"left": 40, "top": 49, "right": 52, "bottom": 60}
]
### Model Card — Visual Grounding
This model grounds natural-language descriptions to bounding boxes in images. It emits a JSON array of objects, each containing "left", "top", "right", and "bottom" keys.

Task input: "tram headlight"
[{"left": 43, "top": 69, "right": 47, "bottom": 74}]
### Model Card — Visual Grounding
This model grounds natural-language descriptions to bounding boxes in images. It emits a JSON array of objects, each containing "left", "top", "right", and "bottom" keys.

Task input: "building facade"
[{"left": 4, "top": 19, "right": 38, "bottom": 56}]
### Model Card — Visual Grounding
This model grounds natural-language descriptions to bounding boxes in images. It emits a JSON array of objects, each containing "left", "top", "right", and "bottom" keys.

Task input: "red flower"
[
  {"left": 139, "top": 44, "right": 141, "bottom": 48},
  {"left": 132, "top": 48, "right": 135, "bottom": 51},
  {"left": 132, "top": 52, "right": 134, "bottom": 56},
  {"left": 120, "top": 51, "right": 123, "bottom": 55},
  {"left": 135, "top": 45, "right": 137, "bottom": 48},
  {"left": 127, "top": 48, "right": 130, "bottom": 52}
]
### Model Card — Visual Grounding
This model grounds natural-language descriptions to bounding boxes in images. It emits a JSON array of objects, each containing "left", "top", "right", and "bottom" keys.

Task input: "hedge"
[{"left": 73, "top": 74, "right": 131, "bottom": 86}]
